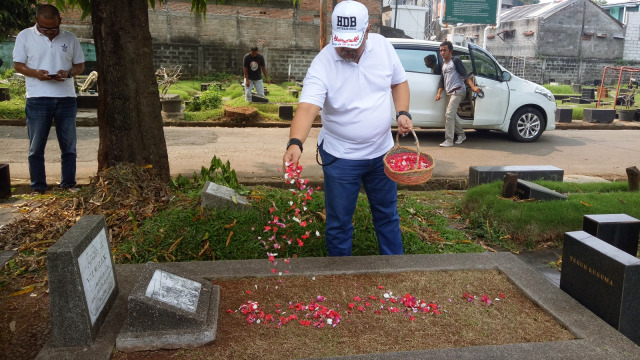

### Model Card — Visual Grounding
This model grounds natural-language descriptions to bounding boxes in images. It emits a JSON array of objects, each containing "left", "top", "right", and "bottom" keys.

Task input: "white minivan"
[{"left": 390, "top": 39, "right": 556, "bottom": 142}]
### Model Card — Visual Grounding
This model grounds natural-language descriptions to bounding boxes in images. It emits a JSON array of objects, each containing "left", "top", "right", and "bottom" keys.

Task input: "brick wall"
[{"left": 624, "top": 12, "right": 640, "bottom": 61}]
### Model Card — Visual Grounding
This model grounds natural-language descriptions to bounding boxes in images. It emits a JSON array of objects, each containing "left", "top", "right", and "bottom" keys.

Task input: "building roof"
[
  {"left": 600, "top": 0, "right": 640, "bottom": 9},
  {"left": 500, "top": 0, "right": 577, "bottom": 21}
]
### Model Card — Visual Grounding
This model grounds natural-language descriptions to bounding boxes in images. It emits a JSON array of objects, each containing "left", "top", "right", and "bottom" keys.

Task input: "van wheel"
[{"left": 509, "top": 107, "right": 544, "bottom": 142}]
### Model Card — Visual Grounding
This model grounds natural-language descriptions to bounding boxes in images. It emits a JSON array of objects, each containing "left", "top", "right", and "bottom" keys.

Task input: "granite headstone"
[
  {"left": 560, "top": 231, "right": 640, "bottom": 345},
  {"left": 468, "top": 165, "right": 564, "bottom": 187},
  {"left": 583, "top": 214, "right": 640, "bottom": 256},
  {"left": 47, "top": 215, "right": 119, "bottom": 347},
  {"left": 515, "top": 179, "right": 568, "bottom": 201},
  {"left": 116, "top": 266, "right": 219, "bottom": 352},
  {"left": 201, "top": 181, "right": 250, "bottom": 211}
]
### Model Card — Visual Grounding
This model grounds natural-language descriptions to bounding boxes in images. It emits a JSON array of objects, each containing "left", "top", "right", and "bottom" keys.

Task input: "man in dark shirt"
[{"left": 243, "top": 46, "right": 270, "bottom": 102}]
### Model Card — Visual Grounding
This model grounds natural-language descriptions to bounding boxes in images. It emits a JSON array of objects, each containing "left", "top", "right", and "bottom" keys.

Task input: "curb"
[{"left": 2, "top": 118, "right": 640, "bottom": 129}]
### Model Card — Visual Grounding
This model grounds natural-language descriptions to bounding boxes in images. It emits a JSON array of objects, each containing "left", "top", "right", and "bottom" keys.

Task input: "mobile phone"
[{"left": 47, "top": 73, "right": 58, "bottom": 78}]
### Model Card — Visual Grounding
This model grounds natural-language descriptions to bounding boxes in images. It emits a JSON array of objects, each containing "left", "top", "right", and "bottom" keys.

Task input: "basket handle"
[{"left": 394, "top": 129, "right": 421, "bottom": 169}]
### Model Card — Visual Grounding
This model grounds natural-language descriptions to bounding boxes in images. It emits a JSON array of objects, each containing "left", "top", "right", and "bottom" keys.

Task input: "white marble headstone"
[
  {"left": 145, "top": 269, "right": 202, "bottom": 313},
  {"left": 77, "top": 228, "right": 116, "bottom": 325}
]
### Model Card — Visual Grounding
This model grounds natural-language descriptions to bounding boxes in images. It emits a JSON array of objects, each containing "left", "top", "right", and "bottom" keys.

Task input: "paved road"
[{"left": 1, "top": 126, "right": 638, "bottom": 187}]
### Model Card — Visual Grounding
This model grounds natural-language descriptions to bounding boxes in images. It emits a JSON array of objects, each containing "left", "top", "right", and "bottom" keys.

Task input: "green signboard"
[{"left": 444, "top": 0, "right": 498, "bottom": 25}]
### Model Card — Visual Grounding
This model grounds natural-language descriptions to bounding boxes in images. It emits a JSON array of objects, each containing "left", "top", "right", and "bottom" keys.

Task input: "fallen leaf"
[
  {"left": 581, "top": 201, "right": 592, "bottom": 207},
  {"left": 9, "top": 321, "right": 16, "bottom": 333},
  {"left": 8, "top": 284, "right": 35, "bottom": 297},
  {"left": 226, "top": 231, "right": 233, "bottom": 247},
  {"left": 168, "top": 236, "right": 184, "bottom": 253},
  {"left": 224, "top": 219, "right": 237, "bottom": 229}
]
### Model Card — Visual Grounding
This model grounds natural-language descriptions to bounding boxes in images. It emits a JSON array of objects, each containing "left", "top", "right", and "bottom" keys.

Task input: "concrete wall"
[
  {"left": 445, "top": 0, "right": 624, "bottom": 60},
  {"left": 539, "top": 0, "right": 624, "bottom": 59},
  {"left": 624, "top": 12, "right": 640, "bottom": 61}
]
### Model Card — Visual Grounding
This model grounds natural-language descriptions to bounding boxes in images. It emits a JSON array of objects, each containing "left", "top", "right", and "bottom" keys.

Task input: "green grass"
[
  {"left": 114, "top": 188, "right": 482, "bottom": 264},
  {"left": 462, "top": 180, "right": 640, "bottom": 250},
  {"left": 544, "top": 84, "right": 576, "bottom": 95},
  {"left": 0, "top": 98, "right": 25, "bottom": 119}
]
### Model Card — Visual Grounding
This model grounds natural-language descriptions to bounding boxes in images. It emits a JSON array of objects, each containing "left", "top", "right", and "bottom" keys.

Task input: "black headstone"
[
  {"left": 583, "top": 109, "right": 615, "bottom": 123},
  {"left": 581, "top": 88, "right": 595, "bottom": 100},
  {"left": 555, "top": 108, "right": 573, "bottom": 123},
  {"left": 583, "top": 214, "right": 640, "bottom": 256},
  {"left": 279, "top": 105, "right": 294, "bottom": 120},
  {"left": 570, "top": 97, "right": 591, "bottom": 104},
  {"left": 468, "top": 165, "right": 564, "bottom": 187},
  {"left": 0, "top": 164, "right": 10, "bottom": 199},
  {"left": 515, "top": 179, "right": 568, "bottom": 201},
  {"left": 251, "top": 94, "right": 269, "bottom": 103},
  {"left": 560, "top": 231, "right": 640, "bottom": 345}
]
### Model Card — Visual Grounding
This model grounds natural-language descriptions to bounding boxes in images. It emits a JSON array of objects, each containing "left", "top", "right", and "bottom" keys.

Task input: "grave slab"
[
  {"left": 251, "top": 94, "right": 269, "bottom": 103},
  {"left": 46, "top": 215, "right": 119, "bottom": 348},
  {"left": 201, "top": 181, "right": 251, "bottom": 211},
  {"left": 468, "top": 165, "right": 564, "bottom": 187},
  {"left": 515, "top": 179, "right": 568, "bottom": 201},
  {"left": 116, "top": 266, "right": 219, "bottom": 352},
  {"left": 583, "top": 214, "right": 640, "bottom": 256},
  {"left": 581, "top": 88, "right": 595, "bottom": 100},
  {"left": 555, "top": 108, "right": 573, "bottom": 123},
  {"left": 560, "top": 231, "right": 640, "bottom": 346},
  {"left": 40, "top": 252, "right": 640, "bottom": 359},
  {"left": 570, "top": 97, "right": 591, "bottom": 104},
  {"left": 583, "top": 109, "right": 615, "bottom": 123}
]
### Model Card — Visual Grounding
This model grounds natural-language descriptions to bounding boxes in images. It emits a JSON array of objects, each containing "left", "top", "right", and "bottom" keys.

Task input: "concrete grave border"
[{"left": 38, "top": 253, "right": 640, "bottom": 359}]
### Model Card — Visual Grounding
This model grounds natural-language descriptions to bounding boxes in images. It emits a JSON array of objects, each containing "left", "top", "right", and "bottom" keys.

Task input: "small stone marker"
[
  {"left": 279, "top": 105, "right": 294, "bottom": 120},
  {"left": 515, "top": 179, "right": 568, "bottom": 201},
  {"left": 583, "top": 109, "right": 615, "bottom": 123},
  {"left": 47, "top": 215, "right": 119, "bottom": 347},
  {"left": 583, "top": 214, "right": 640, "bottom": 256},
  {"left": 560, "top": 231, "right": 640, "bottom": 345},
  {"left": 0, "top": 163, "right": 10, "bottom": 199},
  {"left": 627, "top": 166, "right": 639, "bottom": 192},
  {"left": 468, "top": 165, "right": 564, "bottom": 187},
  {"left": 201, "top": 181, "right": 250, "bottom": 211},
  {"left": 555, "top": 108, "right": 572, "bottom": 123},
  {"left": 116, "top": 266, "right": 219, "bottom": 352}
]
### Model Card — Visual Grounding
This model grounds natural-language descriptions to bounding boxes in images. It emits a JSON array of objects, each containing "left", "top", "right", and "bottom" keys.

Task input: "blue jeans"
[
  {"left": 25, "top": 97, "right": 77, "bottom": 191},
  {"left": 244, "top": 79, "right": 264, "bottom": 101},
  {"left": 319, "top": 143, "right": 403, "bottom": 256}
]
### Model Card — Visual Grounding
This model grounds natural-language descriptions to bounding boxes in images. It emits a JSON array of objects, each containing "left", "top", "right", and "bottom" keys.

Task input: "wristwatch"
[
  {"left": 396, "top": 111, "right": 412, "bottom": 120},
  {"left": 286, "top": 138, "right": 303, "bottom": 153},
  {"left": 67, "top": 69, "right": 73, "bottom": 78}
]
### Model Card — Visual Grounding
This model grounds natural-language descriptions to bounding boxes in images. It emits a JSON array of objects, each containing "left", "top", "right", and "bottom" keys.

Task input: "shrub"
[{"left": 187, "top": 88, "right": 222, "bottom": 111}]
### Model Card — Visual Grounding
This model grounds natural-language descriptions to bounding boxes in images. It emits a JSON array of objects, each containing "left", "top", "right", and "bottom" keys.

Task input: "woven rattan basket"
[{"left": 383, "top": 129, "right": 435, "bottom": 185}]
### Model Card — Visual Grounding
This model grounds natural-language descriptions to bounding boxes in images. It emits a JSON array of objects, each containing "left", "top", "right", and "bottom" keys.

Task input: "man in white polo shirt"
[
  {"left": 282, "top": 0, "right": 413, "bottom": 256},
  {"left": 13, "top": 4, "right": 85, "bottom": 194}
]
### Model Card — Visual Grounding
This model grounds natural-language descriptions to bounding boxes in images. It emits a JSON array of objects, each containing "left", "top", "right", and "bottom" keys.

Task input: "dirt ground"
[{"left": 0, "top": 270, "right": 574, "bottom": 360}]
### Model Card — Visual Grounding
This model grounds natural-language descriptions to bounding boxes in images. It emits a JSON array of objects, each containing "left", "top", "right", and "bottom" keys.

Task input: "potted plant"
[
  {"left": 616, "top": 88, "right": 636, "bottom": 121},
  {"left": 156, "top": 65, "right": 183, "bottom": 113}
]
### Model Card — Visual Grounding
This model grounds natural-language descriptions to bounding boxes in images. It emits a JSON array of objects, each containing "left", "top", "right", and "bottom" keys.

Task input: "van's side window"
[{"left": 395, "top": 48, "right": 440, "bottom": 75}]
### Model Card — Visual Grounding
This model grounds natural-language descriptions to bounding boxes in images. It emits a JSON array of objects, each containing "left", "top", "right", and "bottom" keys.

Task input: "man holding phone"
[{"left": 13, "top": 4, "right": 85, "bottom": 194}]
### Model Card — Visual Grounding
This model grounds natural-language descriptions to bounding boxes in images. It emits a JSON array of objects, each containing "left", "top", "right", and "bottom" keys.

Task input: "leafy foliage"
[
  {"left": 0, "top": 0, "right": 37, "bottom": 41},
  {"left": 170, "top": 156, "right": 244, "bottom": 194},
  {"left": 186, "top": 87, "right": 223, "bottom": 111}
]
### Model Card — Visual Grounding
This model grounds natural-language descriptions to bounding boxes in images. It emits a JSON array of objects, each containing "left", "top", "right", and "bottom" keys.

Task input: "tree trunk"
[
  {"left": 91, "top": 0, "right": 170, "bottom": 181},
  {"left": 502, "top": 172, "right": 518, "bottom": 198}
]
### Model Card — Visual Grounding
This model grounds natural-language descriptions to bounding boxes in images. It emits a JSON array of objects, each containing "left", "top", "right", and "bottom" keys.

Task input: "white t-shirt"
[
  {"left": 13, "top": 26, "right": 84, "bottom": 98},
  {"left": 300, "top": 33, "right": 407, "bottom": 160}
]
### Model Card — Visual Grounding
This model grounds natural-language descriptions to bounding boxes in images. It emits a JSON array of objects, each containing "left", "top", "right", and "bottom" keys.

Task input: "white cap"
[{"left": 331, "top": 1, "right": 369, "bottom": 48}]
